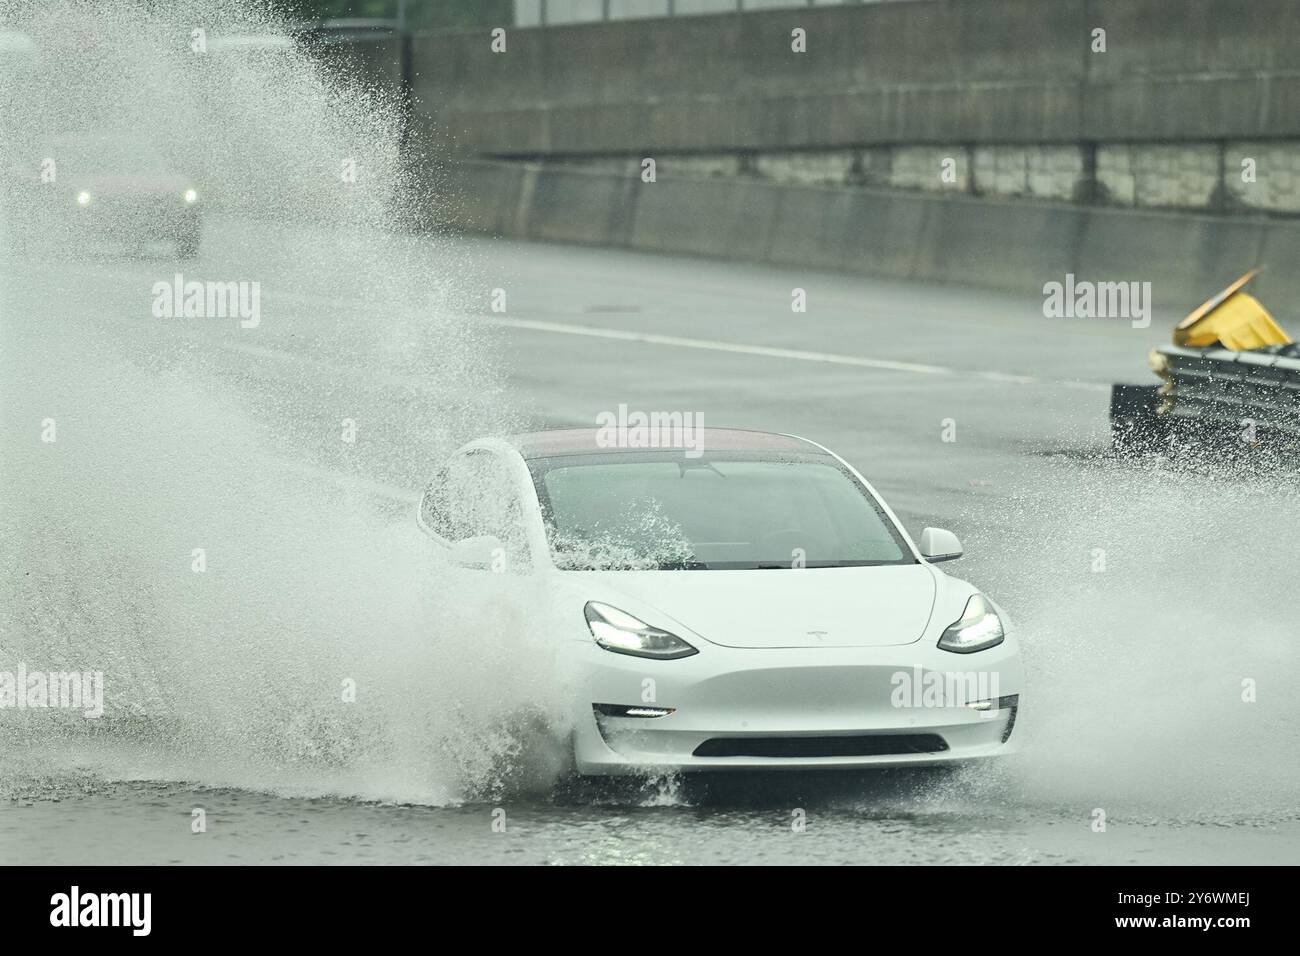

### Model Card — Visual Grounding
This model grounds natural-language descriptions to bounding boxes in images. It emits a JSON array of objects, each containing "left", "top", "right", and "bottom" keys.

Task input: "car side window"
[{"left": 422, "top": 451, "right": 529, "bottom": 568}]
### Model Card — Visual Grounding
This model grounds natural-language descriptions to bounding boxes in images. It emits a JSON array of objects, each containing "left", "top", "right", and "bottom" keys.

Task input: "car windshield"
[
  {"left": 530, "top": 452, "right": 914, "bottom": 571},
  {"left": 34, "top": 135, "right": 174, "bottom": 176}
]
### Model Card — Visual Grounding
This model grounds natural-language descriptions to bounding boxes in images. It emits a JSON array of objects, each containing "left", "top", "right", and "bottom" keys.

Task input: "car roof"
[{"left": 507, "top": 427, "right": 829, "bottom": 460}]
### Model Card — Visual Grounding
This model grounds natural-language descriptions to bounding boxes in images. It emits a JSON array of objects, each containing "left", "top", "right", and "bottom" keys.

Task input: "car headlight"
[
  {"left": 183, "top": 188, "right": 198, "bottom": 204},
  {"left": 938, "top": 594, "right": 1005, "bottom": 654},
  {"left": 584, "top": 601, "right": 698, "bottom": 660},
  {"left": 76, "top": 191, "right": 91, "bottom": 206}
]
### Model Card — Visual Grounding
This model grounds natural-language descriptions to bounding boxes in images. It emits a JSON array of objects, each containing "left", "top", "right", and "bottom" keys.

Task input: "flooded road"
[{"left": 3, "top": 218, "right": 1297, "bottom": 865}]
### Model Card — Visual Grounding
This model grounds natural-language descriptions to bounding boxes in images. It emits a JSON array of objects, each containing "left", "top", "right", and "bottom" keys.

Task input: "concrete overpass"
[{"left": 347, "top": 0, "right": 1300, "bottom": 309}]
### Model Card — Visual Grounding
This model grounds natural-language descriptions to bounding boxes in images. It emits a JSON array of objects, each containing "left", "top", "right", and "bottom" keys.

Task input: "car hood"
[{"left": 577, "top": 563, "right": 939, "bottom": 649}]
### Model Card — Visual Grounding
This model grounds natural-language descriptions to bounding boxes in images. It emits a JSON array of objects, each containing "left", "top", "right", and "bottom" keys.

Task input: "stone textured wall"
[
  {"left": 753, "top": 150, "right": 857, "bottom": 186},
  {"left": 1226, "top": 143, "right": 1300, "bottom": 214},
  {"left": 973, "top": 146, "right": 1083, "bottom": 202},
  {"left": 539, "top": 141, "right": 1300, "bottom": 214},
  {"left": 1096, "top": 144, "right": 1219, "bottom": 209}
]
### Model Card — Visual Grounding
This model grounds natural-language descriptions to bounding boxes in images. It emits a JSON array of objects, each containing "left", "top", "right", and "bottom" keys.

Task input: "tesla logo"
[{"left": 806, "top": 631, "right": 829, "bottom": 640}]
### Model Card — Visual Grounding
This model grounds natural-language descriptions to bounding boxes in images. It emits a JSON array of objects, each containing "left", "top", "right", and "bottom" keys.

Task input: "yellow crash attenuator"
[{"left": 1173, "top": 269, "right": 1293, "bottom": 350}]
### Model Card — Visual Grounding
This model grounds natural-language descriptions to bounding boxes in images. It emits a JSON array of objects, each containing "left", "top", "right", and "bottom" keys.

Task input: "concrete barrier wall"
[
  {"left": 307, "top": 31, "right": 405, "bottom": 96},
  {"left": 412, "top": 0, "right": 1300, "bottom": 156},
  {"left": 438, "top": 159, "right": 1300, "bottom": 315}
]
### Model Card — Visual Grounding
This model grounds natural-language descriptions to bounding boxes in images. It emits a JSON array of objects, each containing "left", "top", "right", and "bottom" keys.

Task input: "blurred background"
[{"left": 273, "top": 0, "right": 1300, "bottom": 311}]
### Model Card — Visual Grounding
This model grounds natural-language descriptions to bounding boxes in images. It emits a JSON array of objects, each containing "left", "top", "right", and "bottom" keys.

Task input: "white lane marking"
[
  {"left": 482, "top": 316, "right": 1110, "bottom": 392},
  {"left": 254, "top": 290, "right": 1085, "bottom": 388},
  {"left": 6, "top": 259, "right": 1108, "bottom": 392}
]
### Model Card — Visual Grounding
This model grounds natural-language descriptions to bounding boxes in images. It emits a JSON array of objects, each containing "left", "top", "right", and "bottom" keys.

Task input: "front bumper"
[{"left": 571, "top": 637, "right": 1024, "bottom": 775}]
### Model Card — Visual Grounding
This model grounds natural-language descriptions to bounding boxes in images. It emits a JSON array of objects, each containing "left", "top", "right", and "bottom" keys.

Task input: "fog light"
[
  {"left": 76, "top": 191, "right": 91, "bottom": 206},
  {"left": 183, "top": 188, "right": 198, "bottom": 204},
  {"left": 966, "top": 694, "right": 1018, "bottom": 712},
  {"left": 593, "top": 703, "right": 674, "bottom": 719}
]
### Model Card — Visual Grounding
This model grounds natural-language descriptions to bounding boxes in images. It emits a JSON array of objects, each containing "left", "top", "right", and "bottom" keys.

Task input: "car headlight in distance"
[
  {"left": 584, "top": 601, "right": 698, "bottom": 660},
  {"left": 76, "top": 191, "right": 91, "bottom": 206},
  {"left": 938, "top": 594, "right": 1005, "bottom": 654},
  {"left": 183, "top": 189, "right": 198, "bottom": 204}
]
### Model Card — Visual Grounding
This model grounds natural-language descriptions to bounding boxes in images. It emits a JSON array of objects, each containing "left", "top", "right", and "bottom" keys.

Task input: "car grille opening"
[{"left": 692, "top": 733, "right": 949, "bottom": 759}]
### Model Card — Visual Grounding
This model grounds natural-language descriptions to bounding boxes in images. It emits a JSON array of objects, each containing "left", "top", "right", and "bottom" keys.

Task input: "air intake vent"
[{"left": 692, "top": 734, "right": 948, "bottom": 759}]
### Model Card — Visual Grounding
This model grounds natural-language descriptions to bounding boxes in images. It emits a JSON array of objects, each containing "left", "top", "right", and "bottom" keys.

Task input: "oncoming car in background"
[
  {"left": 1, "top": 132, "right": 202, "bottom": 259},
  {"left": 417, "top": 427, "right": 1024, "bottom": 776}
]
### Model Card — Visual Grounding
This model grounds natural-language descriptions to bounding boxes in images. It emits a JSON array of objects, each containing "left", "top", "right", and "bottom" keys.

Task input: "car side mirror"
[
  {"left": 448, "top": 534, "right": 504, "bottom": 569},
  {"left": 919, "top": 527, "right": 963, "bottom": 562}
]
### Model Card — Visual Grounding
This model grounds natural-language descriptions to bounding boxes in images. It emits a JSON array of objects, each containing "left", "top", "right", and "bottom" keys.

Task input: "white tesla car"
[{"left": 417, "top": 428, "right": 1023, "bottom": 775}]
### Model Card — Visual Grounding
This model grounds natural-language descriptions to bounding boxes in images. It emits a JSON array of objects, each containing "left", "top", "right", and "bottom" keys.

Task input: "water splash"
[
  {"left": 965, "top": 449, "right": 1300, "bottom": 823},
  {"left": 0, "top": 0, "right": 568, "bottom": 805}
]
